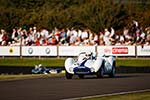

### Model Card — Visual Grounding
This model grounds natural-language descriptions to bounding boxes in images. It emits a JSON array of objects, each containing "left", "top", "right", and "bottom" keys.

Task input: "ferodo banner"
[
  {"left": 59, "top": 46, "right": 96, "bottom": 56},
  {"left": 22, "top": 46, "right": 57, "bottom": 56},
  {"left": 112, "top": 47, "right": 128, "bottom": 54},
  {"left": 0, "top": 46, "right": 20, "bottom": 56},
  {"left": 137, "top": 46, "right": 150, "bottom": 56},
  {"left": 97, "top": 46, "right": 135, "bottom": 56}
]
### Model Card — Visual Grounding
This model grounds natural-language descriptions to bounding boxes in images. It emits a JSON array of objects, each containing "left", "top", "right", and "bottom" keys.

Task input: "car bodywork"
[
  {"left": 32, "top": 64, "right": 62, "bottom": 74},
  {"left": 64, "top": 52, "right": 116, "bottom": 79}
]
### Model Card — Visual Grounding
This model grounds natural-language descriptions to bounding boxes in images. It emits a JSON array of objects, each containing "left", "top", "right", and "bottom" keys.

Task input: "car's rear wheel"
[
  {"left": 97, "top": 67, "right": 104, "bottom": 78},
  {"left": 109, "top": 61, "right": 116, "bottom": 78},
  {"left": 65, "top": 71, "right": 73, "bottom": 79},
  {"left": 78, "top": 75, "right": 84, "bottom": 79}
]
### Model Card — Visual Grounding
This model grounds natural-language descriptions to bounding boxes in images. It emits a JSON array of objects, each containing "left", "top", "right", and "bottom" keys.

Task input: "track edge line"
[{"left": 63, "top": 89, "right": 150, "bottom": 100}]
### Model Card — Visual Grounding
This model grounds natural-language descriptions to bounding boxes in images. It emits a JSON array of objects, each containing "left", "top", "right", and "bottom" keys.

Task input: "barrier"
[
  {"left": 22, "top": 46, "right": 57, "bottom": 56},
  {"left": 0, "top": 46, "right": 149, "bottom": 57},
  {"left": 97, "top": 46, "right": 135, "bottom": 56},
  {"left": 0, "top": 46, "right": 20, "bottom": 56},
  {"left": 137, "top": 46, "right": 150, "bottom": 56},
  {"left": 58, "top": 46, "right": 96, "bottom": 56}
]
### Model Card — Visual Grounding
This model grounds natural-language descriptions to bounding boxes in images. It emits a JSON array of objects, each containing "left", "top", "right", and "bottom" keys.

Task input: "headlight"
[
  {"left": 90, "top": 67, "right": 95, "bottom": 72},
  {"left": 69, "top": 67, "right": 74, "bottom": 72}
]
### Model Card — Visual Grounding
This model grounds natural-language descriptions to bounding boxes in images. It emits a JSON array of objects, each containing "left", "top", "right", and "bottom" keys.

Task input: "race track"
[{"left": 0, "top": 73, "right": 150, "bottom": 100}]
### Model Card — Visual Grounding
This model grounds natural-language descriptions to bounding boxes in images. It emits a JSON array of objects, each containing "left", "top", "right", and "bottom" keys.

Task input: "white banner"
[
  {"left": 22, "top": 46, "right": 57, "bottom": 56},
  {"left": 0, "top": 46, "right": 20, "bottom": 56},
  {"left": 97, "top": 46, "right": 135, "bottom": 56},
  {"left": 59, "top": 46, "right": 96, "bottom": 56},
  {"left": 1, "top": 46, "right": 148, "bottom": 57},
  {"left": 137, "top": 46, "right": 150, "bottom": 56}
]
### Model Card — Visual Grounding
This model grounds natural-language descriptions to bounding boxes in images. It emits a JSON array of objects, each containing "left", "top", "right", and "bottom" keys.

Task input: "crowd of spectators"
[{"left": 0, "top": 20, "right": 150, "bottom": 46}]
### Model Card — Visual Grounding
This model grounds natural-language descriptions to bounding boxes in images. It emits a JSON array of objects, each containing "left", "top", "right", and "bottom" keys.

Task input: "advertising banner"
[
  {"left": 137, "top": 46, "right": 150, "bottom": 56},
  {"left": 22, "top": 46, "right": 57, "bottom": 56},
  {"left": 59, "top": 46, "right": 96, "bottom": 56},
  {"left": 0, "top": 46, "right": 146, "bottom": 57},
  {"left": 97, "top": 46, "right": 135, "bottom": 56},
  {"left": 0, "top": 46, "right": 20, "bottom": 56}
]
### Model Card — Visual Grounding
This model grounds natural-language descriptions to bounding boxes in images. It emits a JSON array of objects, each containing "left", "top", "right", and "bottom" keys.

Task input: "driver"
[{"left": 85, "top": 51, "right": 92, "bottom": 59}]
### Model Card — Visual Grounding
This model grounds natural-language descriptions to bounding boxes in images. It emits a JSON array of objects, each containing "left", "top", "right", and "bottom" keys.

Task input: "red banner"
[{"left": 112, "top": 47, "right": 128, "bottom": 54}]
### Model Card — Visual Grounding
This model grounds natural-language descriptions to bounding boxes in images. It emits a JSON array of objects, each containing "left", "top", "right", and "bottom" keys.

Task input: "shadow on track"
[{"left": 68, "top": 74, "right": 142, "bottom": 80}]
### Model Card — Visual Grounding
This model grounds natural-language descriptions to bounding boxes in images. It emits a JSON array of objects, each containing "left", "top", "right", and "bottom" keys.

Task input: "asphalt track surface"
[{"left": 0, "top": 73, "right": 150, "bottom": 100}]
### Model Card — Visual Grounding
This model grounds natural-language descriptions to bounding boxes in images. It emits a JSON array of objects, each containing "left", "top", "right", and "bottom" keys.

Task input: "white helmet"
[{"left": 85, "top": 51, "right": 92, "bottom": 59}]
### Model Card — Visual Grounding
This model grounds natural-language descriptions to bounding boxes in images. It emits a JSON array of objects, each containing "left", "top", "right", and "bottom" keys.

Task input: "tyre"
[
  {"left": 78, "top": 74, "right": 84, "bottom": 79},
  {"left": 97, "top": 60, "right": 105, "bottom": 78},
  {"left": 97, "top": 67, "right": 104, "bottom": 78},
  {"left": 109, "top": 61, "right": 116, "bottom": 78},
  {"left": 65, "top": 71, "right": 73, "bottom": 79}
]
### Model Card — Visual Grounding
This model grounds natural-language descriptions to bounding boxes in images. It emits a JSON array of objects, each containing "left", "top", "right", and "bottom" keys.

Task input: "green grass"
[
  {"left": 79, "top": 92, "right": 150, "bottom": 100},
  {"left": 0, "top": 73, "right": 64, "bottom": 81},
  {"left": 0, "top": 58, "right": 65, "bottom": 67},
  {"left": 0, "top": 58, "right": 150, "bottom": 67},
  {"left": 116, "top": 58, "right": 150, "bottom": 67}
]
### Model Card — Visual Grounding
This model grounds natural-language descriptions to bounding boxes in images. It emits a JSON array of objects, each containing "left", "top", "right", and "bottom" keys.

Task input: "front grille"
[{"left": 74, "top": 68, "right": 91, "bottom": 74}]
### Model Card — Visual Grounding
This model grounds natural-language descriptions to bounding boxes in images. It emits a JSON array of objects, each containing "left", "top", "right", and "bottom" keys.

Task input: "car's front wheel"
[
  {"left": 65, "top": 71, "right": 73, "bottom": 79},
  {"left": 109, "top": 66, "right": 115, "bottom": 78}
]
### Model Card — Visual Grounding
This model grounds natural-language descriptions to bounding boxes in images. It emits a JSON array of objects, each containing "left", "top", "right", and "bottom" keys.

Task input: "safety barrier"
[{"left": 0, "top": 46, "right": 150, "bottom": 57}]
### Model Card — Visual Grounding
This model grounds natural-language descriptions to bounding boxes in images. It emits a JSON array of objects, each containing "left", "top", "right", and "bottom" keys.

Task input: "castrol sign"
[
  {"left": 112, "top": 47, "right": 128, "bottom": 54},
  {"left": 97, "top": 46, "right": 135, "bottom": 56}
]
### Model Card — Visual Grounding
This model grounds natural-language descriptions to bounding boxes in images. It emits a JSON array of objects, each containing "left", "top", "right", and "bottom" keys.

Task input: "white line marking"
[{"left": 63, "top": 89, "right": 150, "bottom": 100}]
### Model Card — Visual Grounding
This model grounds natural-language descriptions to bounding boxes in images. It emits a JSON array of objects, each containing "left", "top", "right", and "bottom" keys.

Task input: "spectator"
[
  {"left": 109, "top": 27, "right": 116, "bottom": 45},
  {"left": 1, "top": 20, "right": 149, "bottom": 46},
  {"left": 35, "top": 38, "right": 40, "bottom": 46},
  {"left": 49, "top": 34, "right": 58, "bottom": 45},
  {"left": 70, "top": 28, "right": 78, "bottom": 37},
  {"left": 103, "top": 28, "right": 111, "bottom": 45},
  {"left": 145, "top": 33, "right": 150, "bottom": 45},
  {"left": 119, "top": 34, "right": 125, "bottom": 45},
  {"left": 69, "top": 33, "right": 76, "bottom": 46},
  {"left": 75, "top": 36, "right": 81, "bottom": 46},
  {"left": 98, "top": 32, "right": 104, "bottom": 45},
  {"left": 0, "top": 29, "right": 7, "bottom": 45},
  {"left": 110, "top": 27, "right": 115, "bottom": 38},
  {"left": 145, "top": 27, "right": 150, "bottom": 45},
  {"left": 92, "top": 33, "right": 99, "bottom": 46},
  {"left": 25, "top": 32, "right": 34, "bottom": 46},
  {"left": 83, "top": 39, "right": 90, "bottom": 46},
  {"left": 81, "top": 29, "right": 89, "bottom": 41},
  {"left": 133, "top": 20, "right": 138, "bottom": 28},
  {"left": 33, "top": 26, "right": 37, "bottom": 35},
  {"left": 88, "top": 31, "right": 94, "bottom": 44},
  {"left": 41, "top": 28, "right": 49, "bottom": 39},
  {"left": 11, "top": 28, "right": 18, "bottom": 41},
  {"left": 77, "top": 29, "right": 82, "bottom": 38},
  {"left": 59, "top": 28, "right": 67, "bottom": 45}
]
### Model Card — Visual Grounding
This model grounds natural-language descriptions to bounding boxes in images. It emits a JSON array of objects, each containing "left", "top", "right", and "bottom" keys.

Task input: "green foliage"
[{"left": 0, "top": 0, "right": 149, "bottom": 33}]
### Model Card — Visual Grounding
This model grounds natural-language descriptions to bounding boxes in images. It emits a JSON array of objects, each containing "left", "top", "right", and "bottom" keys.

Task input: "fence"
[{"left": 0, "top": 46, "right": 150, "bottom": 57}]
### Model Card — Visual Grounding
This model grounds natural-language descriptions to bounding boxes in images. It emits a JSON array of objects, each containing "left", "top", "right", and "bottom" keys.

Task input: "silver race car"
[{"left": 65, "top": 51, "right": 116, "bottom": 79}]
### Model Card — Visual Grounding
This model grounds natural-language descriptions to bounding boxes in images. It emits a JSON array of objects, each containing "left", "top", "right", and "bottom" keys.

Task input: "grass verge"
[
  {"left": 0, "top": 58, "right": 65, "bottom": 67},
  {"left": 116, "top": 58, "right": 150, "bottom": 67},
  {"left": 0, "top": 58, "right": 150, "bottom": 67},
  {"left": 78, "top": 91, "right": 150, "bottom": 100},
  {"left": 0, "top": 73, "right": 64, "bottom": 81}
]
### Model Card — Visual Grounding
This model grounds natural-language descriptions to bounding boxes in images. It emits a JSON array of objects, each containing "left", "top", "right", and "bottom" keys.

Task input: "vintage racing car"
[
  {"left": 32, "top": 64, "right": 62, "bottom": 74},
  {"left": 64, "top": 51, "right": 116, "bottom": 79}
]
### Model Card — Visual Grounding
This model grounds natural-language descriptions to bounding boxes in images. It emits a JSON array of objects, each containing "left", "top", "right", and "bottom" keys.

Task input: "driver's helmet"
[{"left": 85, "top": 51, "right": 92, "bottom": 59}]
